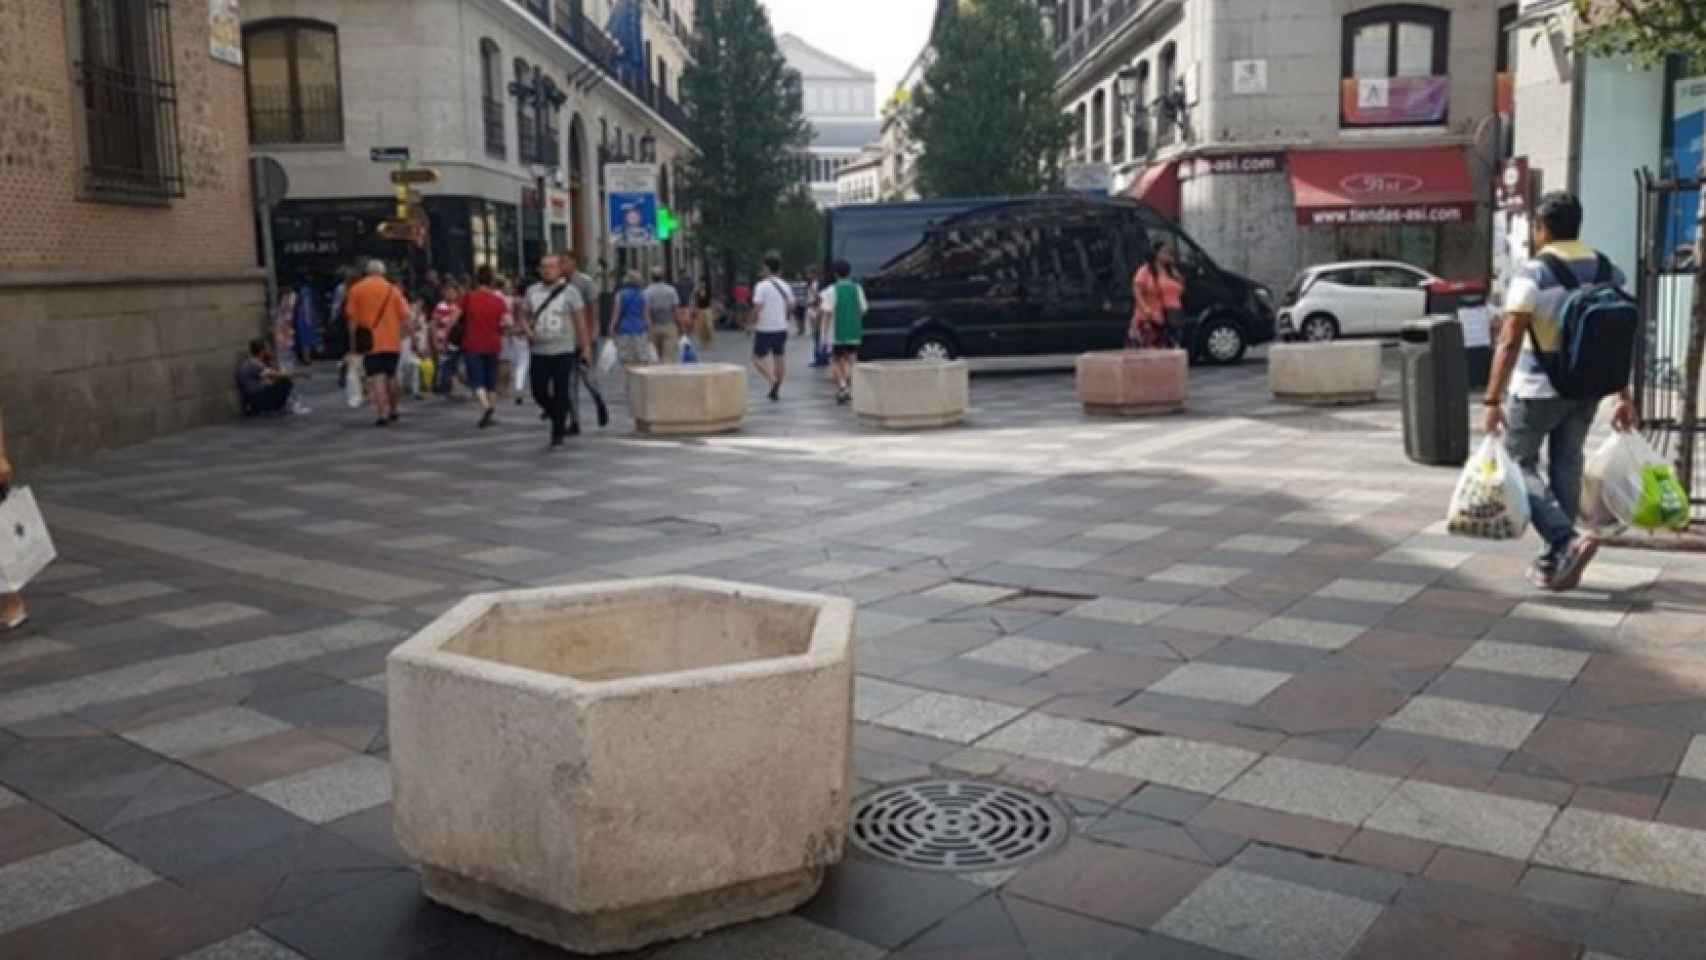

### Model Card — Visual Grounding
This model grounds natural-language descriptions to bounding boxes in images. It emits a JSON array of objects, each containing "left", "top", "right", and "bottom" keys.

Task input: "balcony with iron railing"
[
  {"left": 517, "top": 0, "right": 690, "bottom": 137},
  {"left": 1055, "top": 0, "right": 1143, "bottom": 75}
]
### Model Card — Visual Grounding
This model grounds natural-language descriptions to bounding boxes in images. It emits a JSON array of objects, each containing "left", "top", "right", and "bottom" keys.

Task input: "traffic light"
[{"left": 658, "top": 206, "right": 678, "bottom": 241}]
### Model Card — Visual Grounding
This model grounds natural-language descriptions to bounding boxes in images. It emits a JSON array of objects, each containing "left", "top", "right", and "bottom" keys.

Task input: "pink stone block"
[{"left": 1076, "top": 350, "right": 1188, "bottom": 417}]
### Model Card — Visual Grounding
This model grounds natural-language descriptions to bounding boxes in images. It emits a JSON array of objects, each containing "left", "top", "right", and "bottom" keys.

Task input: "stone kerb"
[
  {"left": 628, "top": 363, "right": 747, "bottom": 435},
  {"left": 852, "top": 360, "right": 970, "bottom": 429},
  {"left": 1269, "top": 341, "right": 1382, "bottom": 405},
  {"left": 387, "top": 577, "right": 855, "bottom": 954},
  {"left": 1075, "top": 349, "right": 1188, "bottom": 417}
]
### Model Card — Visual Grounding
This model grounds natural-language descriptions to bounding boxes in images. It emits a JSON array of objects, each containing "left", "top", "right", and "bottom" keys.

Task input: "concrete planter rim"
[
  {"left": 856, "top": 359, "right": 968, "bottom": 371},
  {"left": 388, "top": 575, "right": 855, "bottom": 699}
]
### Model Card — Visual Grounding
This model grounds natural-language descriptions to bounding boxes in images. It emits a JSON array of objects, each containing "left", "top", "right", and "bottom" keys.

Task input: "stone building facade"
[
  {"left": 242, "top": 0, "right": 697, "bottom": 304},
  {"left": 1056, "top": 0, "right": 1511, "bottom": 292},
  {"left": 0, "top": 0, "right": 264, "bottom": 465},
  {"left": 778, "top": 34, "right": 880, "bottom": 209}
]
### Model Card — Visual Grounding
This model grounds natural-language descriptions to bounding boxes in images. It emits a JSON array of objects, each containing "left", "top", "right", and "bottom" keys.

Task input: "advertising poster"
[
  {"left": 209, "top": 0, "right": 242, "bottom": 66},
  {"left": 606, "top": 163, "right": 659, "bottom": 248},
  {"left": 1666, "top": 75, "right": 1706, "bottom": 269},
  {"left": 1341, "top": 76, "right": 1449, "bottom": 126}
]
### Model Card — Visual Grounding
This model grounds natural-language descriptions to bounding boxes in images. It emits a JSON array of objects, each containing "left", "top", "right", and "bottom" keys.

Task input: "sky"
[{"left": 761, "top": 0, "right": 935, "bottom": 107}]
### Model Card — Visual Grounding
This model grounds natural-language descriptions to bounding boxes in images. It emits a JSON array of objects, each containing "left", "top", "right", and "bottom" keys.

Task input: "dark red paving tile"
[
  {"left": 1570, "top": 785, "right": 1661, "bottom": 820},
  {"left": 1251, "top": 668, "right": 1408, "bottom": 736},
  {"left": 0, "top": 801, "right": 86, "bottom": 867},
  {"left": 1517, "top": 866, "right": 1620, "bottom": 913},
  {"left": 1424, "top": 848, "right": 1527, "bottom": 892},
  {"left": 799, "top": 857, "right": 986, "bottom": 948},
  {"left": 1515, "top": 716, "right": 1691, "bottom": 785},
  {"left": 1336, "top": 828, "right": 1439, "bottom": 876},
  {"left": 0, "top": 880, "right": 247, "bottom": 960},
  {"left": 1047, "top": 652, "right": 1180, "bottom": 690},
  {"left": 1057, "top": 768, "right": 1141, "bottom": 805},
  {"left": 1189, "top": 799, "right": 1353, "bottom": 857},
  {"left": 183, "top": 729, "right": 355, "bottom": 789},
  {"left": 1006, "top": 838, "right": 1211, "bottom": 928},
  {"left": 1347, "top": 908, "right": 1578, "bottom": 960},
  {"left": 1341, "top": 629, "right": 1474, "bottom": 670},
  {"left": 1486, "top": 771, "right": 1575, "bottom": 807}
]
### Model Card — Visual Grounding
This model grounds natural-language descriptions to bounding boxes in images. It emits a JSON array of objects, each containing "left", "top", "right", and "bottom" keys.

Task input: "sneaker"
[
  {"left": 596, "top": 401, "right": 610, "bottom": 428},
  {"left": 768, "top": 384, "right": 781, "bottom": 402},
  {"left": 388, "top": 412, "right": 400, "bottom": 424},
  {"left": 290, "top": 401, "right": 312, "bottom": 416},
  {"left": 1548, "top": 535, "right": 1601, "bottom": 592},
  {"left": 540, "top": 409, "right": 549, "bottom": 421},
  {"left": 515, "top": 396, "right": 526, "bottom": 406},
  {"left": 550, "top": 431, "right": 565, "bottom": 448},
  {"left": 478, "top": 409, "right": 495, "bottom": 429},
  {"left": 374, "top": 417, "right": 389, "bottom": 428},
  {"left": 1525, "top": 558, "right": 1555, "bottom": 590},
  {"left": 568, "top": 422, "right": 581, "bottom": 437}
]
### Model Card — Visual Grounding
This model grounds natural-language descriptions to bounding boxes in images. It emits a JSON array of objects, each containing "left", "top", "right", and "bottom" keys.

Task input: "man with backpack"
[{"left": 1484, "top": 192, "right": 1638, "bottom": 591}]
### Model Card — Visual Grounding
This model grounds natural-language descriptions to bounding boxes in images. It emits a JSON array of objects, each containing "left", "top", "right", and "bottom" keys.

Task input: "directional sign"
[
  {"left": 390, "top": 168, "right": 440, "bottom": 186},
  {"left": 370, "top": 146, "right": 410, "bottom": 163}
]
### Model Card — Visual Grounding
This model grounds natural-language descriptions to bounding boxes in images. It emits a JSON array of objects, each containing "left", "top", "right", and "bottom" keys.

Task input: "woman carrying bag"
[
  {"left": 0, "top": 407, "right": 53, "bottom": 632},
  {"left": 1129, "top": 242, "right": 1187, "bottom": 349}
]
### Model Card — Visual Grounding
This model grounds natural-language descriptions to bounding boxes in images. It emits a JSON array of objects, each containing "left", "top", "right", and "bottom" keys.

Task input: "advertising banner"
[
  {"left": 606, "top": 162, "right": 659, "bottom": 248},
  {"left": 1341, "top": 76, "right": 1449, "bottom": 126},
  {"left": 1665, "top": 75, "right": 1706, "bottom": 268}
]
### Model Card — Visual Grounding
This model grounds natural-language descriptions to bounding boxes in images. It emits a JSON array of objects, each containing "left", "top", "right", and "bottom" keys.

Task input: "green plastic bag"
[{"left": 1633, "top": 464, "right": 1690, "bottom": 532}]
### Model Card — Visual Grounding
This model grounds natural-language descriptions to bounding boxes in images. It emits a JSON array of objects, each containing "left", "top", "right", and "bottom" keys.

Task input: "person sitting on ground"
[{"left": 236, "top": 338, "right": 303, "bottom": 417}]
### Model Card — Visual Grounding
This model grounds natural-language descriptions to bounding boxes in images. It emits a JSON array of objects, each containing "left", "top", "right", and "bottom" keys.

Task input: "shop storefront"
[{"left": 271, "top": 195, "right": 521, "bottom": 294}]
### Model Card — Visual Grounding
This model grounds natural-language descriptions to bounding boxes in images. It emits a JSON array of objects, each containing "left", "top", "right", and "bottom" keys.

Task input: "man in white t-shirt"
[
  {"left": 750, "top": 255, "right": 794, "bottom": 401},
  {"left": 521, "top": 254, "right": 589, "bottom": 447}
]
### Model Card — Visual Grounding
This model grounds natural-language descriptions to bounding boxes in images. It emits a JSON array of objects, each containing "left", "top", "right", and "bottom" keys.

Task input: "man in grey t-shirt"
[
  {"left": 644, "top": 267, "right": 682, "bottom": 364},
  {"left": 523, "top": 254, "right": 586, "bottom": 447}
]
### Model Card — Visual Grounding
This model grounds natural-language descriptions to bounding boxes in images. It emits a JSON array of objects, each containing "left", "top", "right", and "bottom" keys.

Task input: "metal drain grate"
[{"left": 850, "top": 780, "right": 1069, "bottom": 873}]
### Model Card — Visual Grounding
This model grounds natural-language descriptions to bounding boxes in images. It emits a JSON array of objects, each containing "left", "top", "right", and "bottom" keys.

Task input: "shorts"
[
  {"left": 754, "top": 330, "right": 788, "bottom": 357},
  {"left": 832, "top": 343, "right": 862, "bottom": 359},
  {"left": 363, "top": 352, "right": 400, "bottom": 378},
  {"left": 616, "top": 334, "right": 651, "bottom": 365},
  {"left": 463, "top": 352, "right": 499, "bottom": 391}
]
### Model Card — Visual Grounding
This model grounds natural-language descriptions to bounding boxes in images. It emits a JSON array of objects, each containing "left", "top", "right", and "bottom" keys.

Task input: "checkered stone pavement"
[{"left": 4, "top": 339, "right": 1706, "bottom": 959}]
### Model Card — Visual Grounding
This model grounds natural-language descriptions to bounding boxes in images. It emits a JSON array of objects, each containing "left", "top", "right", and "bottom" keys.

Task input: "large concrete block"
[
  {"left": 628, "top": 363, "right": 747, "bottom": 435},
  {"left": 852, "top": 360, "right": 969, "bottom": 429},
  {"left": 1269, "top": 341, "right": 1382, "bottom": 406},
  {"left": 1075, "top": 349, "right": 1188, "bottom": 416},
  {"left": 388, "top": 578, "right": 854, "bottom": 955}
]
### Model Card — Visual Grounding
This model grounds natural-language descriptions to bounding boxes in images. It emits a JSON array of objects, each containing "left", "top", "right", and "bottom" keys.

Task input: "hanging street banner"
[{"left": 607, "top": 162, "right": 659, "bottom": 248}]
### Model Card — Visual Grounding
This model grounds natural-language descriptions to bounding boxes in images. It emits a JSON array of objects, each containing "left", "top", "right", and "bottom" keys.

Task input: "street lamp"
[
  {"left": 1036, "top": 0, "right": 1058, "bottom": 42},
  {"left": 639, "top": 131, "right": 656, "bottom": 163}
]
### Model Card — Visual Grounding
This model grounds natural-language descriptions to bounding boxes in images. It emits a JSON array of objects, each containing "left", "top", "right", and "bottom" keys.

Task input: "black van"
[{"left": 824, "top": 196, "right": 1275, "bottom": 364}]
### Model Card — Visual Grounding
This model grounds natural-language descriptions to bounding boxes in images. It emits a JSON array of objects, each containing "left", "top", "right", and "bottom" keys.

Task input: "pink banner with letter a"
[{"left": 1341, "top": 76, "right": 1449, "bottom": 126}]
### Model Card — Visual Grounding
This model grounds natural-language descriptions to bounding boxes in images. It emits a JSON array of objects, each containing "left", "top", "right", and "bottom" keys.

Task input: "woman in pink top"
[{"left": 1130, "top": 242, "right": 1187, "bottom": 349}]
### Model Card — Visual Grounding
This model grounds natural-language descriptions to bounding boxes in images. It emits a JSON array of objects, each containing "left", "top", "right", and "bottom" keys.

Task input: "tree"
[
  {"left": 679, "top": 0, "right": 811, "bottom": 293},
  {"left": 908, "top": 0, "right": 1073, "bottom": 198},
  {"left": 760, "top": 188, "right": 824, "bottom": 276},
  {"left": 1574, "top": 0, "right": 1706, "bottom": 502}
]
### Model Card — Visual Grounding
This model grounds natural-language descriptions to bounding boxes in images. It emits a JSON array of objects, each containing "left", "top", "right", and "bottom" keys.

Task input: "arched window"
[
  {"left": 1110, "top": 80, "right": 1125, "bottom": 164},
  {"left": 243, "top": 20, "right": 343, "bottom": 144},
  {"left": 1073, "top": 103, "right": 1088, "bottom": 162},
  {"left": 1156, "top": 42, "right": 1177, "bottom": 146},
  {"left": 481, "top": 39, "right": 505, "bottom": 159},
  {"left": 657, "top": 57, "right": 670, "bottom": 99},
  {"left": 1133, "top": 60, "right": 1151, "bottom": 157},
  {"left": 1090, "top": 89, "right": 1106, "bottom": 163},
  {"left": 1342, "top": 4, "right": 1451, "bottom": 126}
]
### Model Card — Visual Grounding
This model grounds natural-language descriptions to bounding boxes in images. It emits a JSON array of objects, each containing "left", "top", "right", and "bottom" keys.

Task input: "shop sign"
[
  {"left": 1231, "top": 60, "right": 1267, "bottom": 95},
  {"left": 1064, "top": 164, "right": 1112, "bottom": 195},
  {"left": 209, "top": 0, "right": 241, "bottom": 66},
  {"left": 1196, "top": 151, "right": 1286, "bottom": 176},
  {"left": 607, "top": 163, "right": 659, "bottom": 248}
]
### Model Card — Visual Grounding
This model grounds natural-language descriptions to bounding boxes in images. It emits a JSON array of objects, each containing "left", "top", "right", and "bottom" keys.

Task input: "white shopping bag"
[
  {"left": 1580, "top": 435, "right": 1628, "bottom": 536},
  {"left": 598, "top": 338, "right": 618, "bottom": 375},
  {"left": 1446, "top": 435, "right": 1531, "bottom": 541},
  {"left": 344, "top": 354, "right": 364, "bottom": 408},
  {"left": 0, "top": 487, "right": 56, "bottom": 593}
]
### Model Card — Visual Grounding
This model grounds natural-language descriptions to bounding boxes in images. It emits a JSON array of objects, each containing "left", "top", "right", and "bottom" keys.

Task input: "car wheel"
[
  {"left": 910, "top": 329, "right": 957, "bottom": 361},
  {"left": 1300, "top": 314, "right": 1339, "bottom": 342},
  {"left": 1198, "top": 317, "right": 1247, "bottom": 365}
]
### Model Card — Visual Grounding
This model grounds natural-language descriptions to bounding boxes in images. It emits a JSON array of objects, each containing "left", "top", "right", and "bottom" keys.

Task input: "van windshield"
[{"left": 834, "top": 208, "right": 959, "bottom": 277}]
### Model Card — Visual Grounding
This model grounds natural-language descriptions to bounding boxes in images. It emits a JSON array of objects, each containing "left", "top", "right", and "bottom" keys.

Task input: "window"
[
  {"left": 1370, "top": 265, "right": 1427, "bottom": 288},
  {"left": 1110, "top": 81, "right": 1125, "bottom": 164},
  {"left": 73, "top": 0, "right": 183, "bottom": 198},
  {"left": 1341, "top": 5, "right": 1450, "bottom": 126},
  {"left": 1156, "top": 43, "right": 1177, "bottom": 146},
  {"left": 1074, "top": 104, "right": 1087, "bottom": 161},
  {"left": 481, "top": 39, "right": 505, "bottom": 159},
  {"left": 657, "top": 57, "right": 669, "bottom": 99},
  {"left": 515, "top": 59, "right": 536, "bottom": 164},
  {"left": 1090, "top": 89, "right": 1106, "bottom": 162},
  {"left": 1132, "top": 60, "right": 1151, "bottom": 157},
  {"left": 243, "top": 20, "right": 343, "bottom": 145}
]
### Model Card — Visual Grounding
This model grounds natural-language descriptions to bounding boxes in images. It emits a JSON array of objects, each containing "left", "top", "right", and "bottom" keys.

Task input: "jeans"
[
  {"left": 241, "top": 381, "right": 293, "bottom": 416},
  {"left": 1504, "top": 395, "right": 1599, "bottom": 559},
  {"left": 530, "top": 352, "right": 580, "bottom": 437},
  {"left": 435, "top": 349, "right": 461, "bottom": 394}
]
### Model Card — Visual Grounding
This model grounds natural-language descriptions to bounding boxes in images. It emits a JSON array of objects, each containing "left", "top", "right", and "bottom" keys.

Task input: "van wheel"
[
  {"left": 1198, "top": 318, "right": 1247, "bottom": 365},
  {"left": 1300, "top": 314, "right": 1339, "bottom": 342},
  {"left": 910, "top": 329, "right": 957, "bottom": 361}
]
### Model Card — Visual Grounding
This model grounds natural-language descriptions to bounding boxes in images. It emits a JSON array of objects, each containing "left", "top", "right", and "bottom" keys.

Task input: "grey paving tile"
[
  {"left": 854, "top": 678, "right": 925, "bottom": 723},
  {"left": 1093, "top": 736, "right": 1261, "bottom": 794},
  {"left": 1066, "top": 597, "right": 1177, "bottom": 626},
  {"left": 649, "top": 915, "right": 882, "bottom": 959},
  {"left": 152, "top": 603, "right": 267, "bottom": 630},
  {"left": 1453, "top": 641, "right": 1591, "bottom": 682},
  {"left": 976, "top": 713, "right": 1130, "bottom": 767},
  {"left": 178, "top": 930, "right": 310, "bottom": 959},
  {"left": 1230, "top": 844, "right": 1406, "bottom": 904},
  {"left": 1147, "top": 663, "right": 1291, "bottom": 706},
  {"left": 249, "top": 755, "right": 392, "bottom": 825},
  {"left": 1536, "top": 807, "right": 1706, "bottom": 898},
  {"left": 1315, "top": 579, "right": 1424, "bottom": 605},
  {"left": 1155, "top": 868, "right": 1383, "bottom": 960},
  {"left": 961, "top": 637, "right": 1087, "bottom": 673},
  {"left": 1245, "top": 617, "right": 1367, "bottom": 651},
  {"left": 1221, "top": 757, "right": 1402, "bottom": 826},
  {"left": 1682, "top": 735, "right": 1706, "bottom": 782},
  {"left": 72, "top": 581, "right": 179, "bottom": 607},
  {"left": 1381, "top": 696, "right": 1543, "bottom": 751},
  {"left": 872, "top": 692, "right": 1026, "bottom": 744},
  {"left": 0, "top": 840, "right": 156, "bottom": 934},
  {"left": 1366, "top": 780, "right": 1558, "bottom": 861},
  {"left": 123, "top": 707, "right": 293, "bottom": 760}
]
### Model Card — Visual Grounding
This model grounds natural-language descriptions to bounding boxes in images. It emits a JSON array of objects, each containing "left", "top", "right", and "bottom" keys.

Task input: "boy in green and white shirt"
[{"left": 819, "top": 259, "right": 867, "bottom": 404}]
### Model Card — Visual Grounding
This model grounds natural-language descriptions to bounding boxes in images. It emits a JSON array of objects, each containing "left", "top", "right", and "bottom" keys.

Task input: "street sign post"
[
  {"left": 250, "top": 155, "right": 290, "bottom": 321},
  {"left": 606, "top": 162, "right": 659, "bottom": 248},
  {"left": 370, "top": 146, "right": 410, "bottom": 163}
]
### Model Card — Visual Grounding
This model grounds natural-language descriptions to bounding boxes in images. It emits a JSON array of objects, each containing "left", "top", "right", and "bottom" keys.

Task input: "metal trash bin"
[{"left": 1401, "top": 318, "right": 1470, "bottom": 467}]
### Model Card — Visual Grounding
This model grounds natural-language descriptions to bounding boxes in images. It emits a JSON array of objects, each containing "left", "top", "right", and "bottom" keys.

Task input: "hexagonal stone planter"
[
  {"left": 1269, "top": 341, "right": 1382, "bottom": 405},
  {"left": 852, "top": 360, "right": 969, "bottom": 429},
  {"left": 629, "top": 363, "right": 747, "bottom": 435},
  {"left": 387, "top": 577, "right": 855, "bottom": 955},
  {"left": 1076, "top": 349, "right": 1188, "bottom": 416}
]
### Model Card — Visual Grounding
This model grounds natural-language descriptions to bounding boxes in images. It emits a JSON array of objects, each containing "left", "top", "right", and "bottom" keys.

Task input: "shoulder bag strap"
[{"left": 1538, "top": 254, "right": 1579, "bottom": 292}]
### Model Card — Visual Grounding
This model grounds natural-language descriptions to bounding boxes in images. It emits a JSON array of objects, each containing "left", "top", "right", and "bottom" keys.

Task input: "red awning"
[
  {"left": 1289, "top": 147, "right": 1476, "bottom": 227},
  {"left": 1127, "top": 161, "right": 1180, "bottom": 221}
]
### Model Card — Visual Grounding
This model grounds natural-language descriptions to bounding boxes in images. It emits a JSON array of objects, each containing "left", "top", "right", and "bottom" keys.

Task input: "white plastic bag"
[
  {"left": 1447, "top": 435, "right": 1531, "bottom": 540},
  {"left": 1581, "top": 435, "right": 1629, "bottom": 536},
  {"left": 1592, "top": 431, "right": 1691, "bottom": 531},
  {"left": 344, "top": 354, "right": 364, "bottom": 408},
  {"left": 598, "top": 339, "right": 618, "bottom": 374},
  {"left": 0, "top": 487, "right": 56, "bottom": 593}
]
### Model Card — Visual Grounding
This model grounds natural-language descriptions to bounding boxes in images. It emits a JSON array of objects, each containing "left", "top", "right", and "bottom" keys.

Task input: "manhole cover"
[{"left": 850, "top": 780, "right": 1068, "bottom": 873}]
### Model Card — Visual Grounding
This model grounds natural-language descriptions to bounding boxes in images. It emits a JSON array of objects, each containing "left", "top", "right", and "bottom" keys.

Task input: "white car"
[{"left": 1277, "top": 260, "right": 1440, "bottom": 341}]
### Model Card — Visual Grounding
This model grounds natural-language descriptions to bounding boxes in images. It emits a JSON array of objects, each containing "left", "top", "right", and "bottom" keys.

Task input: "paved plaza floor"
[{"left": 4, "top": 339, "right": 1706, "bottom": 959}]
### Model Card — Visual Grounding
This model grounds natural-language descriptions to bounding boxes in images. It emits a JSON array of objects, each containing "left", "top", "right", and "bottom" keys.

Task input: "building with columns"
[
  {"left": 242, "top": 0, "right": 697, "bottom": 301},
  {"left": 778, "top": 34, "right": 881, "bottom": 208},
  {"left": 1054, "top": 0, "right": 1511, "bottom": 292}
]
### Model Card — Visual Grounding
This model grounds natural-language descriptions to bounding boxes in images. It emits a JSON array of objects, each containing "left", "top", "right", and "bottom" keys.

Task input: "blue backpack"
[{"left": 1528, "top": 253, "right": 1638, "bottom": 400}]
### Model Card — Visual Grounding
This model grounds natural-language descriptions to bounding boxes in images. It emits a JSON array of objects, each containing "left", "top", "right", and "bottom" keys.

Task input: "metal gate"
[{"left": 1633, "top": 169, "right": 1705, "bottom": 523}]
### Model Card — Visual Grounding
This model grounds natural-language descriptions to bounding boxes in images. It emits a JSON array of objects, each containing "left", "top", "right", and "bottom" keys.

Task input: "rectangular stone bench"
[{"left": 1269, "top": 341, "right": 1382, "bottom": 405}]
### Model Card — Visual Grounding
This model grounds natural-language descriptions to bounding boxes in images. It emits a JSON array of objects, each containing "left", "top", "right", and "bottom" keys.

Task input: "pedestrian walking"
[
  {"left": 733, "top": 279, "right": 752, "bottom": 330},
  {"left": 613, "top": 270, "right": 650, "bottom": 368},
  {"left": 1131, "top": 242, "right": 1185, "bottom": 349},
  {"left": 331, "top": 266, "right": 354, "bottom": 385},
  {"left": 292, "top": 276, "right": 321, "bottom": 368},
  {"left": 693, "top": 280, "right": 715, "bottom": 348},
  {"left": 344, "top": 260, "right": 409, "bottom": 426},
  {"left": 460, "top": 266, "right": 510, "bottom": 428},
  {"left": 564, "top": 252, "right": 611, "bottom": 428},
  {"left": 431, "top": 280, "right": 464, "bottom": 397},
  {"left": 504, "top": 276, "right": 533, "bottom": 406},
  {"left": 805, "top": 266, "right": 828, "bottom": 368},
  {"left": 273, "top": 286, "right": 299, "bottom": 373},
  {"left": 521, "top": 254, "right": 590, "bottom": 447},
  {"left": 1483, "top": 191, "right": 1637, "bottom": 591},
  {"left": 0, "top": 407, "right": 29, "bottom": 632},
  {"left": 400, "top": 293, "right": 426, "bottom": 399},
  {"left": 822, "top": 260, "right": 868, "bottom": 404},
  {"left": 751, "top": 256, "right": 794, "bottom": 402},
  {"left": 644, "top": 267, "right": 682, "bottom": 364}
]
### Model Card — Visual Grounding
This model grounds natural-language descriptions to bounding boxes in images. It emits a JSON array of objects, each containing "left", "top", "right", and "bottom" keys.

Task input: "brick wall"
[{"left": 0, "top": 0, "right": 264, "bottom": 465}]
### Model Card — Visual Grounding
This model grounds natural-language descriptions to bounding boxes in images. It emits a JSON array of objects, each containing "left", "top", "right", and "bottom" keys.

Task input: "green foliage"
[
  {"left": 760, "top": 188, "right": 824, "bottom": 275},
  {"left": 908, "top": 0, "right": 1073, "bottom": 198},
  {"left": 679, "top": 0, "right": 812, "bottom": 280},
  {"left": 1572, "top": 0, "right": 1706, "bottom": 65}
]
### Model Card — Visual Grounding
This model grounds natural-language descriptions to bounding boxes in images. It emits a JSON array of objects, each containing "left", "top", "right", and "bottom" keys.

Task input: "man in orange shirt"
[{"left": 345, "top": 260, "right": 409, "bottom": 426}]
